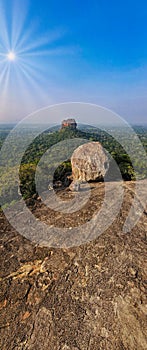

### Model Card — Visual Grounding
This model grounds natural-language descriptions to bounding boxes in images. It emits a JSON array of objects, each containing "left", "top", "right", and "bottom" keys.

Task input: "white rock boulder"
[{"left": 71, "top": 142, "right": 109, "bottom": 183}]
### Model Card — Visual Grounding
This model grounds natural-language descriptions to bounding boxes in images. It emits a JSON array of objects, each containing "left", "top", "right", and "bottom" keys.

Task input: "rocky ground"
[{"left": 0, "top": 181, "right": 147, "bottom": 350}]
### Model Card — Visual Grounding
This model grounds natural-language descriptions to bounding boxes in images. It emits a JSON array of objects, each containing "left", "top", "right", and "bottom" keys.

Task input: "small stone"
[
  {"left": 22, "top": 311, "right": 31, "bottom": 320},
  {"left": 69, "top": 181, "right": 81, "bottom": 192},
  {"left": 101, "top": 327, "right": 109, "bottom": 338},
  {"left": 128, "top": 267, "right": 138, "bottom": 277}
]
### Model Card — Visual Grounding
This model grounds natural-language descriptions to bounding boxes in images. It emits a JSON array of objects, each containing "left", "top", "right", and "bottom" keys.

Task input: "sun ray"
[
  {"left": 0, "top": 64, "right": 11, "bottom": 101},
  {"left": 13, "top": 21, "right": 39, "bottom": 53},
  {"left": 11, "top": 0, "right": 30, "bottom": 49},
  {"left": 19, "top": 46, "right": 77, "bottom": 57},
  {"left": 0, "top": 2, "right": 10, "bottom": 50},
  {"left": 13, "top": 60, "right": 50, "bottom": 112},
  {"left": 17, "top": 60, "right": 51, "bottom": 95},
  {"left": 0, "top": 0, "right": 74, "bottom": 121},
  {"left": 0, "top": 64, "right": 9, "bottom": 89},
  {"left": 0, "top": 56, "right": 8, "bottom": 65},
  {"left": 17, "top": 28, "right": 65, "bottom": 55}
]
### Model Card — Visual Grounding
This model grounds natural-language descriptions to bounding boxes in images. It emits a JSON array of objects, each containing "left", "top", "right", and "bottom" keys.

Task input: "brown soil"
[{"left": 0, "top": 181, "right": 147, "bottom": 350}]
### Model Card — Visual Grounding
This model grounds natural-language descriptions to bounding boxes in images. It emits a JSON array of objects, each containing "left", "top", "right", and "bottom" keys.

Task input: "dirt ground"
[{"left": 0, "top": 181, "right": 147, "bottom": 349}]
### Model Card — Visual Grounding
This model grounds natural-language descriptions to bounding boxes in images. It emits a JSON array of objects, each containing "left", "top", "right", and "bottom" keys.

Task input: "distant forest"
[{"left": 0, "top": 124, "right": 147, "bottom": 206}]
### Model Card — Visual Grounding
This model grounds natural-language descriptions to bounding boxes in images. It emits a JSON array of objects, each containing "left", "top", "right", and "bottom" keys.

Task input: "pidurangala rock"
[{"left": 71, "top": 141, "right": 109, "bottom": 182}]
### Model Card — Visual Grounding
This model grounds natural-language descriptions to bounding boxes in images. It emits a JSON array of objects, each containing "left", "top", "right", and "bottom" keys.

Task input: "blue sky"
[{"left": 0, "top": 0, "right": 147, "bottom": 124}]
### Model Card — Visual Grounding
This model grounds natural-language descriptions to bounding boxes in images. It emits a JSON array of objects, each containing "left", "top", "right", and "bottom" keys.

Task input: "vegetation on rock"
[{"left": 0, "top": 124, "right": 146, "bottom": 205}]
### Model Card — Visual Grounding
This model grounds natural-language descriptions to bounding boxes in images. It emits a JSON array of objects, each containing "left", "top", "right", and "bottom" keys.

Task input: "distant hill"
[{"left": 0, "top": 124, "right": 146, "bottom": 205}]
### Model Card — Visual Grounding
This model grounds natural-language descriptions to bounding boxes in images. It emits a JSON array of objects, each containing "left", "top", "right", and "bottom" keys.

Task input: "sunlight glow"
[
  {"left": 0, "top": 1, "right": 70, "bottom": 120},
  {"left": 7, "top": 51, "right": 16, "bottom": 61}
]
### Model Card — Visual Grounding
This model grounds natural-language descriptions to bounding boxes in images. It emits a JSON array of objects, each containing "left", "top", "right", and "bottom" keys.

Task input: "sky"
[{"left": 0, "top": 0, "right": 147, "bottom": 124}]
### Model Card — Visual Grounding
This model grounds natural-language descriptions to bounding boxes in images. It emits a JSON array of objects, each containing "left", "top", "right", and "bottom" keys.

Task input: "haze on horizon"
[{"left": 0, "top": 0, "right": 147, "bottom": 126}]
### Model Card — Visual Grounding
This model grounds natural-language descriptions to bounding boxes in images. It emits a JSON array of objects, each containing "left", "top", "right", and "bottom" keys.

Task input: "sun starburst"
[{"left": 0, "top": 0, "right": 74, "bottom": 120}]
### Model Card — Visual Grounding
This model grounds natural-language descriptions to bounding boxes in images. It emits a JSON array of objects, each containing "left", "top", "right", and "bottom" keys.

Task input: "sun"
[
  {"left": 0, "top": 0, "right": 66, "bottom": 112},
  {"left": 7, "top": 51, "right": 16, "bottom": 61}
]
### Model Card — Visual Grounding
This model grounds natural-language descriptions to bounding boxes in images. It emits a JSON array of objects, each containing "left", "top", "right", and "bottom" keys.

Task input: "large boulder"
[{"left": 71, "top": 142, "right": 109, "bottom": 182}]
